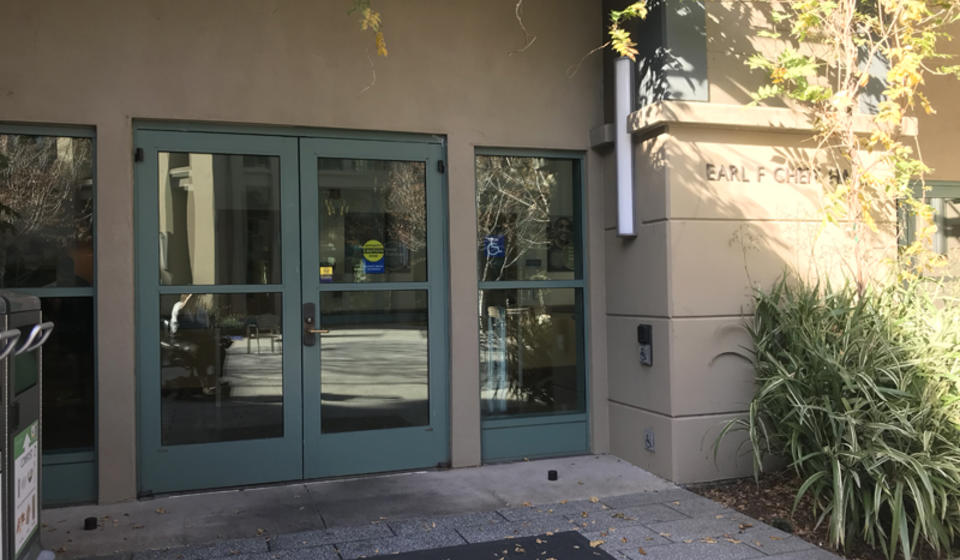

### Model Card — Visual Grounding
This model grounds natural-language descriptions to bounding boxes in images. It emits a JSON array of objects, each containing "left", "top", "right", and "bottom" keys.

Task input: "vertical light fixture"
[{"left": 615, "top": 56, "right": 636, "bottom": 237}]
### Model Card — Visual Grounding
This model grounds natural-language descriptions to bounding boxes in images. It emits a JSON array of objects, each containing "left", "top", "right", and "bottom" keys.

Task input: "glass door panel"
[
  {"left": 318, "top": 290, "right": 429, "bottom": 433},
  {"left": 300, "top": 139, "right": 448, "bottom": 478}
]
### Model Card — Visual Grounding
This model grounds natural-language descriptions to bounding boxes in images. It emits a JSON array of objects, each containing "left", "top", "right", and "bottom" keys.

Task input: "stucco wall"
[
  {"left": 917, "top": 23, "right": 960, "bottom": 182},
  {"left": 0, "top": 0, "right": 606, "bottom": 502},
  {"left": 606, "top": 102, "right": 897, "bottom": 483}
]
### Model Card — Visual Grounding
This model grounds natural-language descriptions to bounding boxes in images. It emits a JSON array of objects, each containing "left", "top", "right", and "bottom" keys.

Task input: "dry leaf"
[
  {"left": 621, "top": 537, "right": 628, "bottom": 543},
  {"left": 522, "top": 501, "right": 532, "bottom": 507},
  {"left": 589, "top": 496, "right": 599, "bottom": 503},
  {"left": 637, "top": 546, "right": 646, "bottom": 555},
  {"left": 588, "top": 540, "right": 604, "bottom": 548},
  {"left": 154, "top": 508, "right": 166, "bottom": 514}
]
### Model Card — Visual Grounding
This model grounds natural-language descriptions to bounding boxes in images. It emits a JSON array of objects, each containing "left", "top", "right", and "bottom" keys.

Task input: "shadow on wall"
[{"left": 634, "top": 0, "right": 708, "bottom": 106}]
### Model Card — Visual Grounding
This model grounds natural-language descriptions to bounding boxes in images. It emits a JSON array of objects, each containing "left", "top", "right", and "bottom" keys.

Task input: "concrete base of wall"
[{"left": 608, "top": 401, "right": 753, "bottom": 484}]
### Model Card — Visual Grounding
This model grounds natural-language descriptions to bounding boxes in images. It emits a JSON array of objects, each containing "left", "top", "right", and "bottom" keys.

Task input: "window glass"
[
  {"left": 41, "top": 297, "right": 95, "bottom": 451},
  {"left": 159, "top": 292, "right": 284, "bottom": 446},
  {"left": 476, "top": 156, "right": 580, "bottom": 282},
  {"left": 0, "top": 132, "right": 96, "bottom": 464},
  {"left": 158, "top": 152, "right": 281, "bottom": 286},
  {"left": 316, "top": 158, "right": 427, "bottom": 283},
  {"left": 0, "top": 135, "right": 93, "bottom": 288},
  {"left": 476, "top": 152, "right": 586, "bottom": 421},
  {"left": 318, "top": 290, "right": 429, "bottom": 433},
  {"left": 480, "top": 288, "right": 584, "bottom": 417}
]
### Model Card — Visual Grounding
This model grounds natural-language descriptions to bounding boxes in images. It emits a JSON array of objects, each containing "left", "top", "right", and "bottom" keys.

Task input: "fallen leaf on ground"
[
  {"left": 589, "top": 496, "right": 599, "bottom": 503},
  {"left": 589, "top": 540, "right": 604, "bottom": 548},
  {"left": 637, "top": 546, "right": 646, "bottom": 555}
]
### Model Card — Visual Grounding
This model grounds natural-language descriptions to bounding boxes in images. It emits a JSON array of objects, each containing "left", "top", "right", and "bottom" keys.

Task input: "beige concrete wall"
[
  {"left": 0, "top": 0, "right": 605, "bottom": 502},
  {"left": 918, "top": 23, "right": 960, "bottom": 182},
  {"left": 706, "top": 1, "right": 779, "bottom": 106},
  {"left": 606, "top": 102, "right": 899, "bottom": 483}
]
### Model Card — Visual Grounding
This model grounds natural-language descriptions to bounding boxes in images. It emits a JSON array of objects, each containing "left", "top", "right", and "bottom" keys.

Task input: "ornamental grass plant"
[{"left": 727, "top": 277, "right": 960, "bottom": 560}]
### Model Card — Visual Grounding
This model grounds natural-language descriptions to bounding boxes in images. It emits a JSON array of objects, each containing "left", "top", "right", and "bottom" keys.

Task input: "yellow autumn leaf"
[{"left": 375, "top": 31, "right": 388, "bottom": 57}]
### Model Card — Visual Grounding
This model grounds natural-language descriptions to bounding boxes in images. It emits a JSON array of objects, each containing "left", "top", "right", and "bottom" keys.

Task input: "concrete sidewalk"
[{"left": 41, "top": 455, "right": 841, "bottom": 560}]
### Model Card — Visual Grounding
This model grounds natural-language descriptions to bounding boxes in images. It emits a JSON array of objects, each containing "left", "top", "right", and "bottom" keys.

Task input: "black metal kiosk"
[{"left": 0, "top": 292, "right": 52, "bottom": 560}]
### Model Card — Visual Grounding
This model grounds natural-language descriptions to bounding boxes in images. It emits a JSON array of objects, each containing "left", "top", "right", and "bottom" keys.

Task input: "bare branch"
[{"left": 508, "top": 0, "right": 537, "bottom": 56}]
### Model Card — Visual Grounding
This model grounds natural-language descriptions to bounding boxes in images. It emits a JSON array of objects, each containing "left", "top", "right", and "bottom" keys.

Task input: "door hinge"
[
  {"left": 134, "top": 147, "right": 144, "bottom": 163},
  {"left": 437, "top": 160, "right": 445, "bottom": 174}
]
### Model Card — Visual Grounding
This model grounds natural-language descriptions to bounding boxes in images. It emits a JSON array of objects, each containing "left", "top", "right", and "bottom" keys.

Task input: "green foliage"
[
  {"left": 748, "top": 1, "right": 960, "bottom": 285},
  {"left": 725, "top": 277, "right": 960, "bottom": 559}
]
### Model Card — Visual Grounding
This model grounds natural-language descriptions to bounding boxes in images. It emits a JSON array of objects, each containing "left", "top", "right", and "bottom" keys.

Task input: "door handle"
[{"left": 302, "top": 303, "right": 328, "bottom": 346}]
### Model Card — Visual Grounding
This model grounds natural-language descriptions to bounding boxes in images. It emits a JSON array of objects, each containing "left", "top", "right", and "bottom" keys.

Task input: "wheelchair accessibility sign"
[{"left": 484, "top": 235, "right": 505, "bottom": 258}]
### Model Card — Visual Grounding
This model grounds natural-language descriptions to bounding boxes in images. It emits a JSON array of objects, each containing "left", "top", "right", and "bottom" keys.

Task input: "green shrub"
[{"left": 726, "top": 277, "right": 960, "bottom": 560}]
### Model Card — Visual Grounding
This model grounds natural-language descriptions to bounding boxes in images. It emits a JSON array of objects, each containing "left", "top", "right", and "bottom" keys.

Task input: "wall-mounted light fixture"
[{"left": 615, "top": 57, "right": 636, "bottom": 238}]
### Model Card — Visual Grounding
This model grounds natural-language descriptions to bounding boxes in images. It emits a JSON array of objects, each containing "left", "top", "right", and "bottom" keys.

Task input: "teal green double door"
[{"left": 135, "top": 129, "right": 449, "bottom": 494}]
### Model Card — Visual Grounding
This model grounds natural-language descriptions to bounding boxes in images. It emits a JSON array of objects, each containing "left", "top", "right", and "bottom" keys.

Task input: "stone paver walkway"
[{"left": 82, "top": 488, "right": 841, "bottom": 560}]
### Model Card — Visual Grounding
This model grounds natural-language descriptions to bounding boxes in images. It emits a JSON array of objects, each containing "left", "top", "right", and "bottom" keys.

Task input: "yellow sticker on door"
[
  {"left": 362, "top": 240, "right": 384, "bottom": 262},
  {"left": 362, "top": 240, "right": 385, "bottom": 274}
]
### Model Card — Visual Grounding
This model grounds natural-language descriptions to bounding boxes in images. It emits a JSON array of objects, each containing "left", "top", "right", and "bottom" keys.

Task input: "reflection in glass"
[
  {"left": 41, "top": 298, "right": 95, "bottom": 451},
  {"left": 317, "top": 159, "right": 427, "bottom": 283},
  {"left": 158, "top": 152, "right": 281, "bottom": 286},
  {"left": 0, "top": 135, "right": 93, "bottom": 288},
  {"left": 480, "top": 288, "right": 584, "bottom": 417},
  {"left": 319, "top": 290, "right": 429, "bottom": 433},
  {"left": 159, "top": 293, "right": 283, "bottom": 445},
  {"left": 476, "top": 156, "right": 580, "bottom": 282}
]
